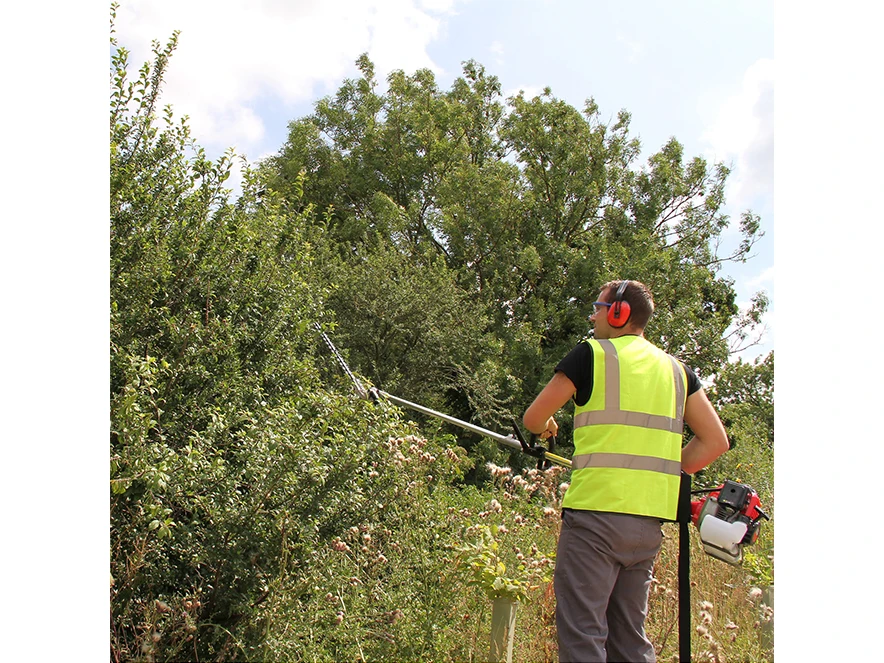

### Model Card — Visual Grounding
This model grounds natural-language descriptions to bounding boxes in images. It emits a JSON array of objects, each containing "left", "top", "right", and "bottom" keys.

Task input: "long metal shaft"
[
  {"left": 379, "top": 390, "right": 572, "bottom": 469},
  {"left": 314, "top": 323, "right": 572, "bottom": 469},
  {"left": 314, "top": 323, "right": 368, "bottom": 399}
]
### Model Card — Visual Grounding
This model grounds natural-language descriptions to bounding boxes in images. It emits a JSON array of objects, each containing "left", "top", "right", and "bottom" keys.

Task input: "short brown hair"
[{"left": 601, "top": 280, "right": 655, "bottom": 329}]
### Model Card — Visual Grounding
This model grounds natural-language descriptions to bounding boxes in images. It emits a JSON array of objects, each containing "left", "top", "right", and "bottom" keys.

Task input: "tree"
[
  {"left": 262, "top": 54, "right": 769, "bottom": 459},
  {"left": 701, "top": 352, "right": 774, "bottom": 496}
]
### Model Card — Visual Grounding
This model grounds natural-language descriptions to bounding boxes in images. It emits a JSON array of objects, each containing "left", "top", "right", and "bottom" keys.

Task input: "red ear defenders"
[{"left": 608, "top": 280, "right": 631, "bottom": 328}]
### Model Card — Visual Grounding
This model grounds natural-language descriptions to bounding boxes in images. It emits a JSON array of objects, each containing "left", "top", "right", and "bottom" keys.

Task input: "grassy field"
[{"left": 466, "top": 517, "right": 774, "bottom": 663}]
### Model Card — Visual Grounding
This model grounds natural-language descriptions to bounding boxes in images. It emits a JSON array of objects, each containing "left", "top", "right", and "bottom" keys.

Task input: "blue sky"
[{"left": 113, "top": 0, "right": 775, "bottom": 361}]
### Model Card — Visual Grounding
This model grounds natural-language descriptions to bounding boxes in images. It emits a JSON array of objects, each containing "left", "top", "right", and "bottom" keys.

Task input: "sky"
[
  {"left": 7, "top": 2, "right": 884, "bottom": 660},
  {"left": 111, "top": 0, "right": 776, "bottom": 361}
]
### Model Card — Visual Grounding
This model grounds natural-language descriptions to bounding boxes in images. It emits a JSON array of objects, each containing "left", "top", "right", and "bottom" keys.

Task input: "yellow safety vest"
[{"left": 562, "top": 336, "right": 686, "bottom": 520}]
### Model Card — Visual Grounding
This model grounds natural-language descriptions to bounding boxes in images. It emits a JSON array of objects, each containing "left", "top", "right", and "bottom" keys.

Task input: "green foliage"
[
  {"left": 262, "top": 56, "right": 769, "bottom": 454},
  {"left": 322, "top": 244, "right": 513, "bottom": 426},
  {"left": 108, "top": 15, "right": 378, "bottom": 658},
  {"left": 457, "top": 524, "right": 553, "bottom": 602},
  {"left": 742, "top": 549, "right": 774, "bottom": 588},
  {"left": 701, "top": 352, "right": 774, "bottom": 500}
]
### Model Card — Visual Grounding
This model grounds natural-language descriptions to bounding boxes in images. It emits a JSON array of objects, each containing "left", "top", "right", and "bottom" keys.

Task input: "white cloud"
[
  {"left": 418, "top": 0, "right": 460, "bottom": 12},
  {"left": 700, "top": 58, "right": 774, "bottom": 215},
  {"left": 616, "top": 32, "right": 645, "bottom": 63},
  {"left": 490, "top": 40, "right": 504, "bottom": 66},
  {"left": 503, "top": 85, "right": 543, "bottom": 102},
  {"left": 113, "top": 0, "right": 462, "bottom": 157},
  {"left": 747, "top": 265, "right": 774, "bottom": 290}
]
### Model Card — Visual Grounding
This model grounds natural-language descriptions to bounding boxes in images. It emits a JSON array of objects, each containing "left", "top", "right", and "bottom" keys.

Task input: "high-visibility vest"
[{"left": 562, "top": 335, "right": 687, "bottom": 520}]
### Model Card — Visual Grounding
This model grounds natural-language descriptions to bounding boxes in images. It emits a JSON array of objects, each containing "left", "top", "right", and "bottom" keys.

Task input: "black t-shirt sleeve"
[
  {"left": 555, "top": 341, "right": 594, "bottom": 406},
  {"left": 682, "top": 363, "right": 702, "bottom": 398},
  {"left": 554, "top": 340, "right": 702, "bottom": 407}
]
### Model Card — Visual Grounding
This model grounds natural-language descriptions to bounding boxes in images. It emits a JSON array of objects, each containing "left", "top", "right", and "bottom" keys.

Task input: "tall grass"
[
  {"left": 253, "top": 443, "right": 774, "bottom": 662},
  {"left": 648, "top": 519, "right": 774, "bottom": 662}
]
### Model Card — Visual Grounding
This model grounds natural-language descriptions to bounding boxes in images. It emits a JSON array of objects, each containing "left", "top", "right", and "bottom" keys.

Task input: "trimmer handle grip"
[{"left": 510, "top": 419, "right": 543, "bottom": 457}]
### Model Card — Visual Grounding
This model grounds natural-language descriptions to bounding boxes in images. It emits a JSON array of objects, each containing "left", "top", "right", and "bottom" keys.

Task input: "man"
[{"left": 523, "top": 280, "right": 729, "bottom": 663}]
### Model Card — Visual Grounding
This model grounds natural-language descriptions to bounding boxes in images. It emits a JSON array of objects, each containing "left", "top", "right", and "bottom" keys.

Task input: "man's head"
[{"left": 590, "top": 279, "right": 655, "bottom": 338}]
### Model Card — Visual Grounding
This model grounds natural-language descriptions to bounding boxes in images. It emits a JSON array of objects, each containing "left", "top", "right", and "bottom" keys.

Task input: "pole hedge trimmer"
[
  {"left": 313, "top": 322, "right": 569, "bottom": 469},
  {"left": 314, "top": 322, "right": 770, "bottom": 662}
]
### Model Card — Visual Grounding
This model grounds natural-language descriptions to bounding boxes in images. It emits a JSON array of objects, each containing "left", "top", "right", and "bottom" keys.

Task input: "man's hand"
[{"left": 540, "top": 417, "right": 558, "bottom": 440}]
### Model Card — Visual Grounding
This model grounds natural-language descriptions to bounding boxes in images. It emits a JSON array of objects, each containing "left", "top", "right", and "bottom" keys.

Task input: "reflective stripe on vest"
[{"left": 570, "top": 452, "right": 682, "bottom": 476}]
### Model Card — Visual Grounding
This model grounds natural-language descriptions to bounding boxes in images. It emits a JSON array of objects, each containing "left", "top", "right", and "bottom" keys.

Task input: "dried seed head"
[{"left": 486, "top": 462, "right": 512, "bottom": 477}]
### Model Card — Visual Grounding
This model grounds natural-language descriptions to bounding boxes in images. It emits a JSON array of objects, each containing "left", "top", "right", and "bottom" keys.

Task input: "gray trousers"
[{"left": 555, "top": 509, "right": 663, "bottom": 663}]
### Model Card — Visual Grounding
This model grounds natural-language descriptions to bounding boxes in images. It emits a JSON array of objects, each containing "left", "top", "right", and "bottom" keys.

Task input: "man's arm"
[
  {"left": 681, "top": 389, "right": 730, "bottom": 475},
  {"left": 523, "top": 371, "right": 577, "bottom": 438}
]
